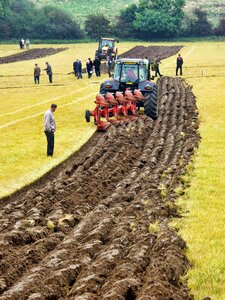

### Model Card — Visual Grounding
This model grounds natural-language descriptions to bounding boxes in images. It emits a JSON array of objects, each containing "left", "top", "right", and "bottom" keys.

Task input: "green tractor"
[
  {"left": 85, "top": 58, "right": 158, "bottom": 131},
  {"left": 95, "top": 37, "right": 119, "bottom": 60},
  {"left": 99, "top": 58, "right": 158, "bottom": 120}
]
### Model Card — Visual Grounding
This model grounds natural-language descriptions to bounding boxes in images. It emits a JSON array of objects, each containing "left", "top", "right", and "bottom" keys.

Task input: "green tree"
[
  {"left": 134, "top": 0, "right": 186, "bottom": 38},
  {"left": 85, "top": 14, "right": 112, "bottom": 38},
  {"left": 0, "top": 0, "right": 10, "bottom": 16},
  {"left": 189, "top": 8, "right": 212, "bottom": 36},
  {"left": 215, "top": 18, "right": 225, "bottom": 36},
  {"left": 114, "top": 4, "right": 138, "bottom": 38}
]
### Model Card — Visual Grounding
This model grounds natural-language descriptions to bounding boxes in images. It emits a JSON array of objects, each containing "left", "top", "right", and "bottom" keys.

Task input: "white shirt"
[{"left": 44, "top": 109, "right": 56, "bottom": 132}]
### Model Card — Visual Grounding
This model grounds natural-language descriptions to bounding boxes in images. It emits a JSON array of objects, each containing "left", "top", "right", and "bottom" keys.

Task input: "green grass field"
[{"left": 0, "top": 40, "right": 224, "bottom": 299}]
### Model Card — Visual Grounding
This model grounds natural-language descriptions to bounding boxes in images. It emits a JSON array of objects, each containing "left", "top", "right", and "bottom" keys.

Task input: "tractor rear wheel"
[
  {"left": 85, "top": 110, "right": 91, "bottom": 123},
  {"left": 144, "top": 86, "right": 158, "bottom": 120}
]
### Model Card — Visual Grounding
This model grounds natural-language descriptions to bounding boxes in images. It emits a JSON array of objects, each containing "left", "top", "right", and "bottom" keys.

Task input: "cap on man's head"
[{"left": 51, "top": 104, "right": 57, "bottom": 109}]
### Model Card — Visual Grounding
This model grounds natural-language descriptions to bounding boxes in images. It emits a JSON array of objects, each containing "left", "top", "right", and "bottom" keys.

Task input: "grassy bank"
[{"left": 163, "top": 41, "right": 225, "bottom": 300}]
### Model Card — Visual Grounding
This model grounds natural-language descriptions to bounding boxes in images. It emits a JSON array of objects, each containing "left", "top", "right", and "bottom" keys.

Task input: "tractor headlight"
[
  {"left": 105, "top": 83, "right": 113, "bottom": 89},
  {"left": 145, "top": 85, "right": 152, "bottom": 90}
]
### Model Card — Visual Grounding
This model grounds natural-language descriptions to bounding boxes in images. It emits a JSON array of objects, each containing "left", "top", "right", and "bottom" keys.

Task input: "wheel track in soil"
[{"left": 0, "top": 77, "right": 200, "bottom": 300}]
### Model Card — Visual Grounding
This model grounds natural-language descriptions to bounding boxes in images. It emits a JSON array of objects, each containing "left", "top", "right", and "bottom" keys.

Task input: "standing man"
[
  {"left": 34, "top": 63, "right": 41, "bottom": 84},
  {"left": 86, "top": 58, "right": 93, "bottom": 78},
  {"left": 176, "top": 54, "right": 183, "bottom": 76},
  {"left": 93, "top": 56, "right": 101, "bottom": 77},
  {"left": 26, "top": 39, "right": 30, "bottom": 49},
  {"left": 154, "top": 55, "right": 162, "bottom": 77},
  {"left": 76, "top": 59, "right": 83, "bottom": 79},
  {"left": 44, "top": 62, "right": 53, "bottom": 83},
  {"left": 73, "top": 59, "right": 78, "bottom": 77},
  {"left": 44, "top": 104, "right": 57, "bottom": 157},
  {"left": 106, "top": 56, "right": 112, "bottom": 77}
]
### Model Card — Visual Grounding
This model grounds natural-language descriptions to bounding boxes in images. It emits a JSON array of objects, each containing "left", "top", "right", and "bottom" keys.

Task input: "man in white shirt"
[{"left": 44, "top": 104, "right": 57, "bottom": 156}]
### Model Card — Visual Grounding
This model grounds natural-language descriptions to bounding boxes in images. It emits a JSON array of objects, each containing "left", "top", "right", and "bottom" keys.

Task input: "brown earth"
[
  {"left": 120, "top": 45, "right": 183, "bottom": 60},
  {"left": 0, "top": 48, "right": 68, "bottom": 64},
  {"left": 0, "top": 76, "right": 200, "bottom": 300}
]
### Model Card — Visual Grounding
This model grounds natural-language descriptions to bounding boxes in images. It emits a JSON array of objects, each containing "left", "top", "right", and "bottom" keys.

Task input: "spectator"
[
  {"left": 34, "top": 63, "right": 41, "bottom": 84},
  {"left": 44, "top": 62, "right": 53, "bottom": 83},
  {"left": 44, "top": 104, "right": 57, "bottom": 157},
  {"left": 19, "top": 39, "right": 23, "bottom": 49},
  {"left": 93, "top": 56, "right": 101, "bottom": 77},
  {"left": 106, "top": 56, "right": 112, "bottom": 77},
  {"left": 176, "top": 54, "right": 183, "bottom": 76},
  {"left": 154, "top": 55, "right": 162, "bottom": 77},
  {"left": 86, "top": 59, "right": 93, "bottom": 78},
  {"left": 73, "top": 59, "right": 78, "bottom": 77},
  {"left": 76, "top": 60, "right": 83, "bottom": 79},
  {"left": 21, "top": 38, "right": 25, "bottom": 49},
  {"left": 25, "top": 39, "right": 30, "bottom": 49}
]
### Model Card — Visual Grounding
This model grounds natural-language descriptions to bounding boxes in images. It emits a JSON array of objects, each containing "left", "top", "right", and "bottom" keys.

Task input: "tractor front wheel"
[
  {"left": 85, "top": 110, "right": 91, "bottom": 122},
  {"left": 144, "top": 86, "right": 158, "bottom": 120}
]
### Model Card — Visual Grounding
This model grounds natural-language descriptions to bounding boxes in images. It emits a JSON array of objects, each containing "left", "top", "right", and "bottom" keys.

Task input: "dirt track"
[
  {"left": 0, "top": 48, "right": 67, "bottom": 64},
  {"left": 0, "top": 76, "right": 199, "bottom": 299}
]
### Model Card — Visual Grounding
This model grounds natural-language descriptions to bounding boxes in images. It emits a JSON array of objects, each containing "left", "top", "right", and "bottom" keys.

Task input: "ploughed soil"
[
  {"left": 0, "top": 75, "right": 199, "bottom": 300},
  {"left": 0, "top": 48, "right": 68, "bottom": 64},
  {"left": 120, "top": 45, "right": 183, "bottom": 60}
]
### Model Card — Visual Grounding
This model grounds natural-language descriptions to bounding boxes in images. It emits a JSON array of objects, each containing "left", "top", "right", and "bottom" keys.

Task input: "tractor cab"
[
  {"left": 99, "top": 58, "right": 153, "bottom": 94},
  {"left": 113, "top": 59, "right": 150, "bottom": 90},
  {"left": 96, "top": 37, "right": 118, "bottom": 60}
]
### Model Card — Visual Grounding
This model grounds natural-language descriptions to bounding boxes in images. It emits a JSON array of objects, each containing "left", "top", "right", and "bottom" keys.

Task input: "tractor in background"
[
  {"left": 85, "top": 58, "right": 158, "bottom": 131},
  {"left": 95, "top": 37, "right": 119, "bottom": 60}
]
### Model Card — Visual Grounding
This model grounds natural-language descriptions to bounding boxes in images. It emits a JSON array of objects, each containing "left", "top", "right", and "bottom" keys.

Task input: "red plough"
[{"left": 85, "top": 90, "right": 144, "bottom": 131}]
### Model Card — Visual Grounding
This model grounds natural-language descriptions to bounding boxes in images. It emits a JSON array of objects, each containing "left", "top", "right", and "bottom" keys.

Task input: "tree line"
[{"left": 0, "top": 0, "right": 224, "bottom": 40}]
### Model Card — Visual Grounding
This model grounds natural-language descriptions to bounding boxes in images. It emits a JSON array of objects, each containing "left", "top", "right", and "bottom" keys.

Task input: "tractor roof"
[
  {"left": 101, "top": 37, "right": 116, "bottom": 41},
  {"left": 116, "top": 58, "right": 148, "bottom": 64}
]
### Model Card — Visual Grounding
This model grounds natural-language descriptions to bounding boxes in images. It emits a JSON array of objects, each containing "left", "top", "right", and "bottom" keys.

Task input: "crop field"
[{"left": 0, "top": 41, "right": 224, "bottom": 299}]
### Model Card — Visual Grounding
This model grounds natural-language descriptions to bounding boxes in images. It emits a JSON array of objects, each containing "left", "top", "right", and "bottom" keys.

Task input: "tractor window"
[
  {"left": 102, "top": 40, "right": 113, "bottom": 47},
  {"left": 114, "top": 63, "right": 122, "bottom": 81},
  {"left": 139, "top": 64, "right": 148, "bottom": 82},
  {"left": 121, "top": 64, "right": 138, "bottom": 83}
]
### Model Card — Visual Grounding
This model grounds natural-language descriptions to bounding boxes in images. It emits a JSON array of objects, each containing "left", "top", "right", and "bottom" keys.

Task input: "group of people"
[
  {"left": 34, "top": 62, "right": 53, "bottom": 84},
  {"left": 19, "top": 38, "right": 30, "bottom": 49},
  {"left": 153, "top": 54, "right": 184, "bottom": 77},
  {"left": 73, "top": 56, "right": 105, "bottom": 79}
]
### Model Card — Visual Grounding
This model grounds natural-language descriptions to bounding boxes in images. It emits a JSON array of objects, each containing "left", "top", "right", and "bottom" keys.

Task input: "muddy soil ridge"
[
  {"left": 120, "top": 45, "right": 183, "bottom": 60},
  {"left": 0, "top": 76, "right": 200, "bottom": 299},
  {"left": 0, "top": 48, "right": 68, "bottom": 64}
]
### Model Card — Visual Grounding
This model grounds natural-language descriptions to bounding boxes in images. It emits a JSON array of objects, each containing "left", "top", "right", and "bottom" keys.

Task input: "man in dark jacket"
[
  {"left": 76, "top": 60, "right": 82, "bottom": 79},
  {"left": 73, "top": 60, "right": 78, "bottom": 77},
  {"left": 34, "top": 63, "right": 41, "bottom": 84},
  {"left": 93, "top": 56, "right": 101, "bottom": 76},
  {"left": 154, "top": 55, "right": 162, "bottom": 77},
  {"left": 176, "top": 54, "right": 183, "bottom": 76},
  {"left": 86, "top": 59, "right": 93, "bottom": 78},
  {"left": 44, "top": 62, "right": 53, "bottom": 83}
]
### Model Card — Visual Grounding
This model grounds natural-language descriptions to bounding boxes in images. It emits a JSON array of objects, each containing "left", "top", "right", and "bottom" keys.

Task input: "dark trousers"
[
  {"left": 34, "top": 76, "right": 40, "bottom": 84},
  {"left": 95, "top": 68, "right": 101, "bottom": 76},
  {"left": 155, "top": 66, "right": 161, "bottom": 77},
  {"left": 48, "top": 74, "right": 53, "bottom": 83},
  {"left": 77, "top": 72, "right": 82, "bottom": 79},
  {"left": 45, "top": 131, "right": 54, "bottom": 156},
  {"left": 176, "top": 65, "right": 182, "bottom": 76},
  {"left": 87, "top": 71, "right": 92, "bottom": 78}
]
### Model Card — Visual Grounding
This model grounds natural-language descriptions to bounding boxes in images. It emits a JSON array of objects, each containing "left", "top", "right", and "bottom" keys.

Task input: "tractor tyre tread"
[{"left": 144, "top": 87, "right": 158, "bottom": 120}]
